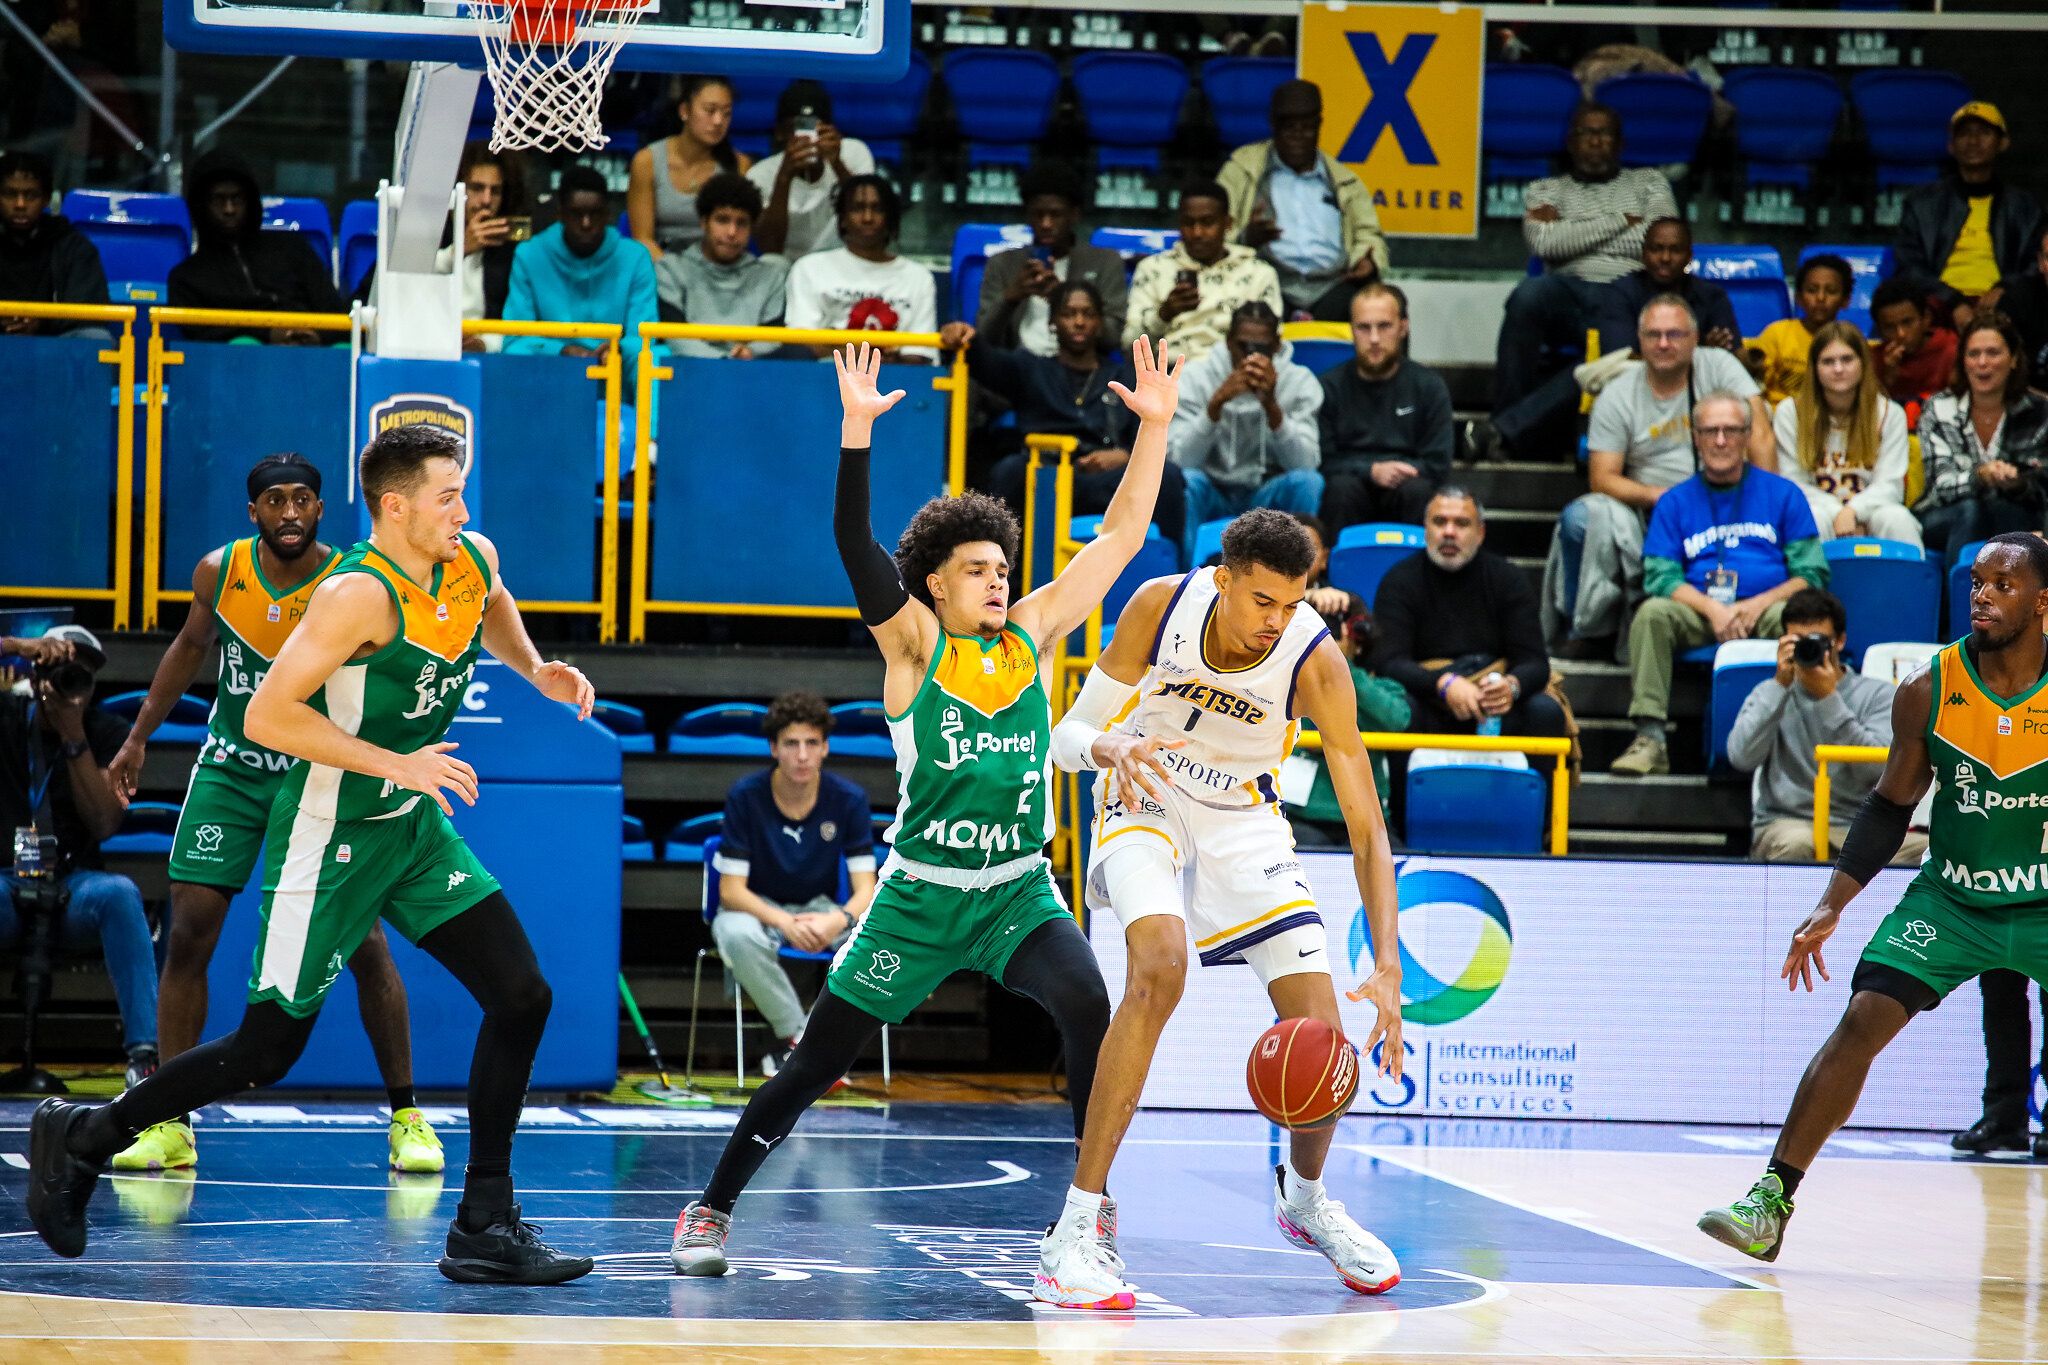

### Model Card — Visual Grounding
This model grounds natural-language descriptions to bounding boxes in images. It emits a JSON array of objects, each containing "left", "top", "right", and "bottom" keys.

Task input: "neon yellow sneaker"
[
  {"left": 389, "top": 1108, "right": 446, "bottom": 1173},
  {"left": 111, "top": 1120, "right": 197, "bottom": 1171},
  {"left": 111, "top": 1168, "right": 197, "bottom": 1226}
]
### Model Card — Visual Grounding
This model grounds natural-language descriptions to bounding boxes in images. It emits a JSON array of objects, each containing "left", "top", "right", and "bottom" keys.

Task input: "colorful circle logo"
[{"left": 1348, "top": 868, "right": 1512, "bottom": 1025}]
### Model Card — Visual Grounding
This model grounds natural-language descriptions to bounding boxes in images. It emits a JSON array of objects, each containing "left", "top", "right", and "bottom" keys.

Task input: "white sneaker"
[
  {"left": 1273, "top": 1166, "right": 1400, "bottom": 1294},
  {"left": 1097, "top": 1193, "right": 1123, "bottom": 1273},
  {"left": 1034, "top": 1206, "right": 1136, "bottom": 1310},
  {"left": 670, "top": 1201, "right": 732, "bottom": 1276}
]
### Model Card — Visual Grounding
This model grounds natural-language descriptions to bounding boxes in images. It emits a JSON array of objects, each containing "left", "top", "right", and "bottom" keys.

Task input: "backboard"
[{"left": 163, "top": 0, "right": 909, "bottom": 81}]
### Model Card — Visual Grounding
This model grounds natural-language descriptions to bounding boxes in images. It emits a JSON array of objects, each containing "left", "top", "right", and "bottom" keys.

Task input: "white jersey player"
[{"left": 1033, "top": 510, "right": 1407, "bottom": 1309}]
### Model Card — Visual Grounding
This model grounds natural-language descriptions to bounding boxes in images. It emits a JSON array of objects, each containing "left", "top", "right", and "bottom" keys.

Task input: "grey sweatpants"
[{"left": 712, "top": 895, "right": 850, "bottom": 1041}]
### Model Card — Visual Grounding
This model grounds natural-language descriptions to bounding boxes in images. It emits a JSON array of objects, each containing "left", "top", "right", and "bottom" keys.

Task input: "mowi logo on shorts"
[{"left": 1347, "top": 866, "right": 1512, "bottom": 1025}]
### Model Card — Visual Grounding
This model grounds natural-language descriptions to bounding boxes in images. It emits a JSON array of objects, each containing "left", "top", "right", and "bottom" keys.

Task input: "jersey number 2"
[{"left": 1016, "top": 769, "right": 1041, "bottom": 816}]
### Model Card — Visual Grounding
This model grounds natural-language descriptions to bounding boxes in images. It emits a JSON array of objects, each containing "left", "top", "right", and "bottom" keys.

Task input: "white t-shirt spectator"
[
  {"left": 745, "top": 138, "right": 877, "bottom": 259},
  {"left": 1588, "top": 348, "right": 1759, "bottom": 489},
  {"left": 784, "top": 248, "right": 938, "bottom": 362}
]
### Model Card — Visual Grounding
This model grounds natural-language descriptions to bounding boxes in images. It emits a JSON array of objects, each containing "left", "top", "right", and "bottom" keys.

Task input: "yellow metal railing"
[
  {"left": 628, "top": 324, "right": 969, "bottom": 640},
  {"left": 0, "top": 303, "right": 138, "bottom": 630},
  {"left": 1812, "top": 743, "right": 1889, "bottom": 860}
]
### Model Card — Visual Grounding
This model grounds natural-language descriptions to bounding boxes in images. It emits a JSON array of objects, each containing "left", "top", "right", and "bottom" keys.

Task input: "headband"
[{"left": 248, "top": 459, "right": 322, "bottom": 499}]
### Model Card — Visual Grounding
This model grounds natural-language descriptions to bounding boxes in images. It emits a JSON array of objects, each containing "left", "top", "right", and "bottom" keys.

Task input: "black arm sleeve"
[
  {"left": 1834, "top": 790, "right": 1914, "bottom": 888},
  {"left": 834, "top": 446, "right": 911, "bottom": 627}
]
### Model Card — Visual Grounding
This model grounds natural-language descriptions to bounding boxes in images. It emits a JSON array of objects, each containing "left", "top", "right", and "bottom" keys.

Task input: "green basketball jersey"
[
  {"left": 277, "top": 535, "right": 492, "bottom": 823},
  {"left": 1919, "top": 638, "right": 2048, "bottom": 908},
  {"left": 883, "top": 626, "right": 1052, "bottom": 869},
  {"left": 200, "top": 536, "right": 340, "bottom": 777}
]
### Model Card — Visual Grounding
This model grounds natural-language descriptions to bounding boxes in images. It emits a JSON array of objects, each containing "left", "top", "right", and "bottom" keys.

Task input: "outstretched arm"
[
  {"left": 1048, "top": 578, "right": 1183, "bottom": 799},
  {"left": 470, "top": 533, "right": 594, "bottom": 719},
  {"left": 832, "top": 343, "right": 937, "bottom": 668},
  {"left": 108, "top": 551, "right": 224, "bottom": 802},
  {"left": 1011, "top": 338, "right": 1183, "bottom": 649}
]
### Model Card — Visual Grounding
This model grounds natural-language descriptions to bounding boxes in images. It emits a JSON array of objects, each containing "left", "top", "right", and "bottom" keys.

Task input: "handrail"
[
  {"left": 146, "top": 307, "right": 355, "bottom": 332},
  {"left": 0, "top": 300, "right": 138, "bottom": 325},
  {"left": 1295, "top": 729, "right": 1573, "bottom": 856},
  {"left": 1812, "top": 743, "right": 1889, "bottom": 861}
]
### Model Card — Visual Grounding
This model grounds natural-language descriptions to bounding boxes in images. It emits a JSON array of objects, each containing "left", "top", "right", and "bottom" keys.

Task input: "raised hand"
[
  {"left": 1107, "top": 336, "right": 1184, "bottom": 425},
  {"left": 834, "top": 342, "right": 908, "bottom": 434}
]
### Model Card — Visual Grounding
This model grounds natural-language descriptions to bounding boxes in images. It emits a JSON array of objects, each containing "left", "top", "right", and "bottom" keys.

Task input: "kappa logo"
[
  {"left": 868, "top": 949, "right": 902, "bottom": 982},
  {"left": 194, "top": 824, "right": 225, "bottom": 853},
  {"left": 446, "top": 871, "right": 470, "bottom": 891},
  {"left": 1951, "top": 761, "right": 1989, "bottom": 819},
  {"left": 1948, "top": 691, "right": 1969, "bottom": 707}
]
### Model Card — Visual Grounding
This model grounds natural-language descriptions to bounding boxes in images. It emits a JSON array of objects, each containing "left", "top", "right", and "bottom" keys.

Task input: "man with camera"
[
  {"left": 1726, "top": 588, "right": 1923, "bottom": 863},
  {"left": 0, "top": 626, "right": 158, "bottom": 1085}
]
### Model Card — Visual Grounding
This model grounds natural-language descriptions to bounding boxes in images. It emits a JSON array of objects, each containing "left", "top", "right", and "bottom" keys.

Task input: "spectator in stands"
[
  {"left": 747, "top": 81, "right": 873, "bottom": 259},
  {"left": 654, "top": 172, "right": 788, "bottom": 358},
  {"left": 1546, "top": 294, "right": 1769, "bottom": 658},
  {"left": 1993, "top": 224, "right": 2048, "bottom": 377},
  {"left": 1589, "top": 216, "right": 1740, "bottom": 357},
  {"left": 1477, "top": 103, "right": 1678, "bottom": 462},
  {"left": 1870, "top": 277, "right": 1959, "bottom": 408},
  {"left": 1293, "top": 512, "right": 1358, "bottom": 620},
  {"left": 1892, "top": 102, "right": 2045, "bottom": 331},
  {"left": 1773, "top": 323, "right": 1920, "bottom": 545},
  {"left": 1913, "top": 311, "right": 2048, "bottom": 564},
  {"left": 785, "top": 174, "right": 937, "bottom": 363},
  {"left": 1751, "top": 254, "right": 1853, "bottom": 406},
  {"left": 1217, "top": 79, "right": 1389, "bottom": 321},
  {"left": 168, "top": 151, "right": 343, "bottom": 344},
  {"left": 1168, "top": 299, "right": 1323, "bottom": 556},
  {"left": 503, "top": 165, "right": 658, "bottom": 386},
  {"left": 1126, "top": 181, "right": 1282, "bottom": 364},
  {"left": 1286, "top": 603, "right": 1408, "bottom": 844},
  {"left": 711, "top": 691, "right": 875, "bottom": 1077},
  {"left": 1728, "top": 587, "right": 1923, "bottom": 864},
  {"left": 941, "top": 287, "right": 1188, "bottom": 550},
  {"left": 1372, "top": 487, "right": 1567, "bottom": 748},
  {"left": 627, "top": 74, "right": 750, "bottom": 259},
  {"left": 0, "top": 150, "right": 108, "bottom": 337},
  {"left": 976, "top": 162, "right": 1128, "bottom": 357},
  {"left": 0, "top": 627, "right": 157, "bottom": 1085},
  {"left": 1317, "top": 282, "right": 1453, "bottom": 530},
  {"left": 1612, "top": 391, "right": 1826, "bottom": 776},
  {"left": 447, "top": 142, "right": 525, "bottom": 352}
]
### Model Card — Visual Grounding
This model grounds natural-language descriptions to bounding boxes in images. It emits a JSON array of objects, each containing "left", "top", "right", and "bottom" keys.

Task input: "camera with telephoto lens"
[
  {"left": 34, "top": 655, "right": 93, "bottom": 704},
  {"left": 1792, "top": 633, "right": 1833, "bottom": 668}
]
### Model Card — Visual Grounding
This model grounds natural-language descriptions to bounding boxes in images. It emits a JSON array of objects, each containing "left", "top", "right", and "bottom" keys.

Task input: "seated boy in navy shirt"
[
  {"left": 711, "top": 691, "right": 876, "bottom": 1074},
  {"left": 1613, "top": 391, "right": 1829, "bottom": 776}
]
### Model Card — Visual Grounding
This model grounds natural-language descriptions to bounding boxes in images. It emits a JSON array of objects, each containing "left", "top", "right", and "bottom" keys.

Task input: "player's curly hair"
[
  {"left": 764, "top": 689, "right": 833, "bottom": 742},
  {"left": 894, "top": 492, "right": 1019, "bottom": 607},
  {"left": 1220, "top": 507, "right": 1316, "bottom": 581}
]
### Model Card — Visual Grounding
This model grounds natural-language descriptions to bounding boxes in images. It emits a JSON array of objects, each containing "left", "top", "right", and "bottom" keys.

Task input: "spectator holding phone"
[
  {"left": 443, "top": 142, "right": 527, "bottom": 352},
  {"left": 976, "top": 162, "right": 1128, "bottom": 356},
  {"left": 1126, "top": 181, "right": 1282, "bottom": 365},
  {"left": 747, "top": 81, "right": 874, "bottom": 260}
]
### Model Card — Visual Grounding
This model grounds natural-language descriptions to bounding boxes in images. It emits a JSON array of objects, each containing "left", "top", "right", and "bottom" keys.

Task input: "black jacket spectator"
[
  {"left": 169, "top": 152, "right": 343, "bottom": 342},
  {"left": 0, "top": 150, "right": 108, "bottom": 335},
  {"left": 967, "top": 343, "right": 1138, "bottom": 452},
  {"left": 1371, "top": 549, "right": 1555, "bottom": 734},
  {"left": 1316, "top": 354, "right": 1454, "bottom": 526},
  {"left": 1593, "top": 269, "right": 1739, "bottom": 355},
  {"left": 1893, "top": 173, "right": 2045, "bottom": 316}
]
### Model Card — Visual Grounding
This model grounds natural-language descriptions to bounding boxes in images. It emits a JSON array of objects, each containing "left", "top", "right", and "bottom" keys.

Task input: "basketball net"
[{"left": 470, "top": 0, "right": 651, "bottom": 152}]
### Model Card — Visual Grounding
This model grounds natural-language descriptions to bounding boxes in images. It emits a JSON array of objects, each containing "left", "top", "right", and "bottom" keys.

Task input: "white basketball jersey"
[{"left": 1110, "top": 568, "right": 1331, "bottom": 810}]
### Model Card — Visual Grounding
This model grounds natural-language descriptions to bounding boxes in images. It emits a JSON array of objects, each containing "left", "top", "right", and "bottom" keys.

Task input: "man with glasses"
[{"left": 1612, "top": 391, "right": 1827, "bottom": 775}]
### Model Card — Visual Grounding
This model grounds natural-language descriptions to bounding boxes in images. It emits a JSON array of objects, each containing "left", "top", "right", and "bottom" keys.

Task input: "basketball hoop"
[{"left": 470, "top": 0, "right": 652, "bottom": 152}]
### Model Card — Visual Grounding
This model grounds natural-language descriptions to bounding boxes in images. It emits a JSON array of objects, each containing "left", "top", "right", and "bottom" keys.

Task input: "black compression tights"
[
  {"left": 74, "top": 893, "right": 551, "bottom": 1205},
  {"left": 701, "top": 915, "right": 1111, "bottom": 1215}
]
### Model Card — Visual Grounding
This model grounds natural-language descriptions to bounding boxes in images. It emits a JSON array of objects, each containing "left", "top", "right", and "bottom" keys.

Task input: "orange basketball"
[{"left": 1246, "top": 1017, "right": 1359, "bottom": 1130}]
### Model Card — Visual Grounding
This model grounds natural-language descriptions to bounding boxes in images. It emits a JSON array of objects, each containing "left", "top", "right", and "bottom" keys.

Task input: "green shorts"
[
  {"left": 1860, "top": 879, "right": 2048, "bottom": 1001},
  {"left": 169, "top": 761, "right": 280, "bottom": 891},
  {"left": 826, "top": 858, "right": 1074, "bottom": 1024},
  {"left": 247, "top": 796, "right": 499, "bottom": 1017}
]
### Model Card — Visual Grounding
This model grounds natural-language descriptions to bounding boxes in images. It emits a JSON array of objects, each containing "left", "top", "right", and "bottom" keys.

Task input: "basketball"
[{"left": 1246, "top": 1017, "right": 1359, "bottom": 1130}]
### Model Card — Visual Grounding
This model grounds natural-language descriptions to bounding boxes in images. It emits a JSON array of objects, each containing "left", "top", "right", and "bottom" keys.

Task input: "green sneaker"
[
  {"left": 389, "top": 1108, "right": 446, "bottom": 1173},
  {"left": 1698, "top": 1173, "right": 1794, "bottom": 1262},
  {"left": 111, "top": 1120, "right": 197, "bottom": 1172}
]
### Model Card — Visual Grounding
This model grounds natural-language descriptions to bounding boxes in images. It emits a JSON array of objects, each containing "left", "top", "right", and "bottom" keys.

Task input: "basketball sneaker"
[
  {"left": 438, "top": 1204, "right": 593, "bottom": 1284},
  {"left": 1698, "top": 1172, "right": 1794, "bottom": 1262},
  {"left": 388, "top": 1108, "right": 446, "bottom": 1173},
  {"left": 1098, "top": 1193, "right": 1122, "bottom": 1272},
  {"left": 112, "top": 1119, "right": 197, "bottom": 1171},
  {"left": 671, "top": 1201, "right": 732, "bottom": 1276},
  {"left": 1033, "top": 1202, "right": 1137, "bottom": 1310},
  {"left": 26, "top": 1098, "right": 105, "bottom": 1259},
  {"left": 1274, "top": 1166, "right": 1401, "bottom": 1294}
]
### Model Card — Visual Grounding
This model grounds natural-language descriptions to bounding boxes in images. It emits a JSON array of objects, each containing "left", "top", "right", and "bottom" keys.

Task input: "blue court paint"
[{"left": 0, "top": 1102, "right": 1753, "bottom": 1322}]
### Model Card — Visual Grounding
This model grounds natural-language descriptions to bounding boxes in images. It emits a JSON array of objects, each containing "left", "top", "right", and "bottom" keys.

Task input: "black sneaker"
[
  {"left": 438, "top": 1204, "right": 594, "bottom": 1284},
  {"left": 27, "top": 1098, "right": 104, "bottom": 1258},
  {"left": 124, "top": 1046, "right": 158, "bottom": 1091},
  {"left": 761, "top": 1038, "right": 797, "bottom": 1079},
  {"left": 2035, "top": 1130, "right": 2048, "bottom": 1161},
  {"left": 1951, "top": 1114, "right": 2029, "bottom": 1155}
]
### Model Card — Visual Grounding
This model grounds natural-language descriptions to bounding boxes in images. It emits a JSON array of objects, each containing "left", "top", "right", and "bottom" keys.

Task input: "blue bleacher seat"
[
  {"left": 98, "top": 690, "right": 210, "bottom": 745},
  {"left": 1072, "top": 53, "right": 1190, "bottom": 172},
  {"left": 944, "top": 50, "right": 1060, "bottom": 167},
  {"left": 1707, "top": 639, "right": 1780, "bottom": 773},
  {"left": 1069, "top": 517, "right": 1181, "bottom": 621},
  {"left": 73, "top": 220, "right": 189, "bottom": 287},
  {"left": 1192, "top": 517, "right": 1230, "bottom": 568},
  {"left": 1690, "top": 244, "right": 1792, "bottom": 339},
  {"left": 61, "top": 189, "right": 191, "bottom": 232},
  {"left": 1481, "top": 63, "right": 1579, "bottom": 181},
  {"left": 667, "top": 813, "right": 724, "bottom": 864},
  {"left": 103, "top": 801, "right": 183, "bottom": 855},
  {"left": 339, "top": 198, "right": 377, "bottom": 296},
  {"left": 1722, "top": 68, "right": 1845, "bottom": 191},
  {"left": 1851, "top": 69, "right": 1972, "bottom": 189},
  {"left": 828, "top": 700, "right": 895, "bottom": 760},
  {"left": 262, "top": 196, "right": 334, "bottom": 274},
  {"left": 1946, "top": 538, "right": 1990, "bottom": 639},
  {"left": 667, "top": 702, "right": 770, "bottom": 757},
  {"left": 1593, "top": 73, "right": 1712, "bottom": 170},
  {"left": 1799, "top": 243, "right": 1893, "bottom": 337},
  {"left": 1825, "top": 538, "right": 1941, "bottom": 663},
  {"left": 1405, "top": 753, "right": 1546, "bottom": 854},
  {"left": 622, "top": 813, "right": 656, "bottom": 862},
  {"left": 1328, "top": 523, "right": 1424, "bottom": 608},
  {"left": 825, "top": 51, "right": 932, "bottom": 165},
  {"left": 1286, "top": 337, "right": 1352, "bottom": 376},
  {"left": 948, "top": 222, "right": 1032, "bottom": 325},
  {"left": 1089, "top": 226, "right": 1180, "bottom": 275},
  {"left": 591, "top": 699, "right": 657, "bottom": 753},
  {"left": 1201, "top": 57, "right": 1293, "bottom": 150}
]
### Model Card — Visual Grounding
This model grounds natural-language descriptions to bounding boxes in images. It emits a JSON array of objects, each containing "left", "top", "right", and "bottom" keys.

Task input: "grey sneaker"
[
  {"left": 1698, "top": 1173, "right": 1793, "bottom": 1262},
  {"left": 1609, "top": 733, "right": 1669, "bottom": 776},
  {"left": 1098, "top": 1193, "right": 1122, "bottom": 1272},
  {"left": 671, "top": 1201, "right": 732, "bottom": 1276}
]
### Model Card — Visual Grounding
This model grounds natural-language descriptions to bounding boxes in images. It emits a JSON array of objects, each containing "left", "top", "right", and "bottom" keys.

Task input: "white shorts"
[{"left": 1084, "top": 774, "right": 1328, "bottom": 984}]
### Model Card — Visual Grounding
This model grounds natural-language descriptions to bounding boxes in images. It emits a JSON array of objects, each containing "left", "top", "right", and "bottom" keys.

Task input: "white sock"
[
  {"left": 1064, "top": 1184, "right": 1104, "bottom": 1227},
  {"left": 1282, "top": 1162, "right": 1325, "bottom": 1209}
]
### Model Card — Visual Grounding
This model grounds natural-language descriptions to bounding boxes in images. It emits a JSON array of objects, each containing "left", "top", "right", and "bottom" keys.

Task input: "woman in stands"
[
  {"left": 627, "top": 74, "right": 752, "bottom": 260},
  {"left": 1912, "top": 312, "right": 2048, "bottom": 567},
  {"left": 1771, "top": 322, "right": 1921, "bottom": 547}
]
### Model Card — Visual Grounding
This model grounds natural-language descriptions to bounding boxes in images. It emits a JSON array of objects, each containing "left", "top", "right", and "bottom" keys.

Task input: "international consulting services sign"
[{"left": 1299, "top": 2, "right": 1484, "bottom": 239}]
